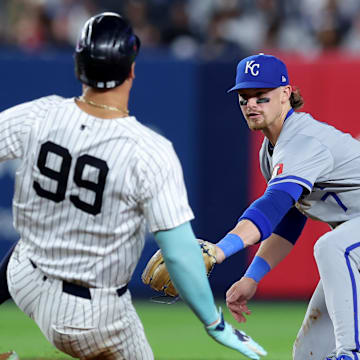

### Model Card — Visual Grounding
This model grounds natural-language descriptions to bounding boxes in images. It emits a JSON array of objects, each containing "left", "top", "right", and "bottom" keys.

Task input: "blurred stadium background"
[{"left": 1, "top": 0, "right": 360, "bottom": 352}]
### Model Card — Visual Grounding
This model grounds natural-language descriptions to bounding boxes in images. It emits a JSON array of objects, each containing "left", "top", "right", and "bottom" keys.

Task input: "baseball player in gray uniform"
[
  {"left": 2, "top": 12, "right": 266, "bottom": 360},
  {"left": 212, "top": 53, "right": 360, "bottom": 360}
]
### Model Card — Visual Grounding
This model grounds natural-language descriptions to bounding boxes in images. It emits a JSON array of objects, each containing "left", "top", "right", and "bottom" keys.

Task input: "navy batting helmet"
[{"left": 74, "top": 12, "right": 141, "bottom": 89}]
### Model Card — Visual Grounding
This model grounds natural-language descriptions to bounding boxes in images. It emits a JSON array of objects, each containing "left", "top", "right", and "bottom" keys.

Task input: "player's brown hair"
[{"left": 290, "top": 86, "right": 304, "bottom": 110}]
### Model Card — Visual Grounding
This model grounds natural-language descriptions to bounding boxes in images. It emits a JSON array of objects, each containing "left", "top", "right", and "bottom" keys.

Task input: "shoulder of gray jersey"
[
  {"left": 260, "top": 110, "right": 360, "bottom": 189},
  {"left": 259, "top": 111, "right": 337, "bottom": 182},
  {"left": 260, "top": 110, "right": 346, "bottom": 162},
  {"left": 277, "top": 111, "right": 349, "bottom": 144}
]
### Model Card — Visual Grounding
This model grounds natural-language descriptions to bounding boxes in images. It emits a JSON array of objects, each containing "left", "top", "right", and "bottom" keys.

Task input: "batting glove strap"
[{"left": 205, "top": 308, "right": 267, "bottom": 360}]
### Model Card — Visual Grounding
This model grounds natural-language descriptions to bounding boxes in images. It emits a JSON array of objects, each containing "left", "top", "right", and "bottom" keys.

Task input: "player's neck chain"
[{"left": 77, "top": 96, "right": 129, "bottom": 116}]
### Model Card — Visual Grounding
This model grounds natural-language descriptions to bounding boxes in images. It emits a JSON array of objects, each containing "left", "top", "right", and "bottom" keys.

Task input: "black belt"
[{"left": 30, "top": 259, "right": 127, "bottom": 300}]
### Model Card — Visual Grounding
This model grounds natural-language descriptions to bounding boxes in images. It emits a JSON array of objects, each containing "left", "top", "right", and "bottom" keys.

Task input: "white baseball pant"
[{"left": 7, "top": 242, "right": 154, "bottom": 360}]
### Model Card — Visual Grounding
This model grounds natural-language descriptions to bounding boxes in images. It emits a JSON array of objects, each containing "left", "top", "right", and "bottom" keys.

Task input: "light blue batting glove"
[{"left": 206, "top": 308, "right": 267, "bottom": 360}]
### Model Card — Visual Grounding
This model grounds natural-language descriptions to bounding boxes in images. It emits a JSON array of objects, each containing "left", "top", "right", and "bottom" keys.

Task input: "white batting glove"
[{"left": 206, "top": 308, "right": 267, "bottom": 359}]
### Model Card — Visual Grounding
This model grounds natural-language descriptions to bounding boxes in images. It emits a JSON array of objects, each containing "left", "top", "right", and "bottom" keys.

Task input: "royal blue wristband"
[
  {"left": 216, "top": 233, "right": 244, "bottom": 258},
  {"left": 244, "top": 256, "right": 271, "bottom": 283}
]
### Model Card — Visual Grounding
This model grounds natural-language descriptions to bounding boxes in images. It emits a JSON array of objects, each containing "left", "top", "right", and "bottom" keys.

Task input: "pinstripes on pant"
[{"left": 7, "top": 242, "right": 154, "bottom": 360}]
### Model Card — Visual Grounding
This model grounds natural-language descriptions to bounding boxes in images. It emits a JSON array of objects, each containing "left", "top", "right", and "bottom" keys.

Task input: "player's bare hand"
[
  {"left": 227, "top": 299, "right": 251, "bottom": 323},
  {"left": 226, "top": 277, "right": 258, "bottom": 323}
]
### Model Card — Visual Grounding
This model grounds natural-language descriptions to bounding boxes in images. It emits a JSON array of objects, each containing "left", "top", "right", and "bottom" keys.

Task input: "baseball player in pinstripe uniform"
[
  {"left": 211, "top": 53, "right": 360, "bottom": 360},
  {"left": 1, "top": 13, "right": 266, "bottom": 360}
]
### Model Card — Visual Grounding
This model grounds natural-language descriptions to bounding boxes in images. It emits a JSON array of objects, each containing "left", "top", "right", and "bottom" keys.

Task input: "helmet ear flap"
[
  {"left": 120, "top": 34, "right": 140, "bottom": 64},
  {"left": 131, "top": 35, "right": 141, "bottom": 57}
]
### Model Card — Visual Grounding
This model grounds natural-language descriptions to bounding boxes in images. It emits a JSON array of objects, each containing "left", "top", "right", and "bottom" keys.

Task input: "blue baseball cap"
[{"left": 227, "top": 53, "right": 289, "bottom": 93}]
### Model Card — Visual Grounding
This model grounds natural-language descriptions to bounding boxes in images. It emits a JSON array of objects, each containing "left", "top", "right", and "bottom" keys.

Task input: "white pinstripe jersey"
[
  {"left": 260, "top": 111, "right": 360, "bottom": 225},
  {"left": 1, "top": 95, "right": 194, "bottom": 287}
]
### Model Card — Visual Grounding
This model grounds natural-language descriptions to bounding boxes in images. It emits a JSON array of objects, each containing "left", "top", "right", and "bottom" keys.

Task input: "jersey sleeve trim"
[
  {"left": 269, "top": 175, "right": 312, "bottom": 192},
  {"left": 268, "top": 182, "right": 303, "bottom": 202}
]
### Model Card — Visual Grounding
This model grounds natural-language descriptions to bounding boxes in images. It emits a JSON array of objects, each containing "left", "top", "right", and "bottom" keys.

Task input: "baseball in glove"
[{"left": 141, "top": 239, "right": 217, "bottom": 297}]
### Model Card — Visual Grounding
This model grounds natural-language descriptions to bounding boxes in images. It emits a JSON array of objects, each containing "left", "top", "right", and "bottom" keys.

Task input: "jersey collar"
[
  {"left": 284, "top": 108, "right": 294, "bottom": 122},
  {"left": 268, "top": 108, "right": 294, "bottom": 155}
]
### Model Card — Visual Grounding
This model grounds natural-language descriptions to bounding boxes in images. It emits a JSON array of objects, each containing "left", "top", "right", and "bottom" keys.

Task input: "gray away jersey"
[
  {"left": 260, "top": 111, "right": 360, "bottom": 225},
  {"left": 0, "top": 95, "right": 193, "bottom": 287}
]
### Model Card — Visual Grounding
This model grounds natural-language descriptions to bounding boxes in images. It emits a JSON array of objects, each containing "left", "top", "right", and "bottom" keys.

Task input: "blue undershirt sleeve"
[
  {"left": 154, "top": 222, "right": 219, "bottom": 326},
  {"left": 239, "top": 182, "right": 304, "bottom": 241},
  {"left": 273, "top": 206, "right": 307, "bottom": 244}
]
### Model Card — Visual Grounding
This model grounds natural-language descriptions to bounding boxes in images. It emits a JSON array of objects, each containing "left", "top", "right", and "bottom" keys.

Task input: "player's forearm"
[
  {"left": 241, "top": 233, "right": 293, "bottom": 284},
  {"left": 254, "top": 233, "right": 293, "bottom": 269},
  {"left": 215, "top": 220, "right": 260, "bottom": 263},
  {"left": 216, "top": 184, "right": 302, "bottom": 263},
  {"left": 154, "top": 223, "right": 219, "bottom": 326},
  {"left": 163, "top": 249, "right": 219, "bottom": 325}
]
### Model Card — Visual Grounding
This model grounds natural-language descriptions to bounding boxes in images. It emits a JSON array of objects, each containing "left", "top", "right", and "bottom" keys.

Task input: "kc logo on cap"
[
  {"left": 228, "top": 53, "right": 289, "bottom": 92},
  {"left": 244, "top": 60, "right": 260, "bottom": 76}
]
